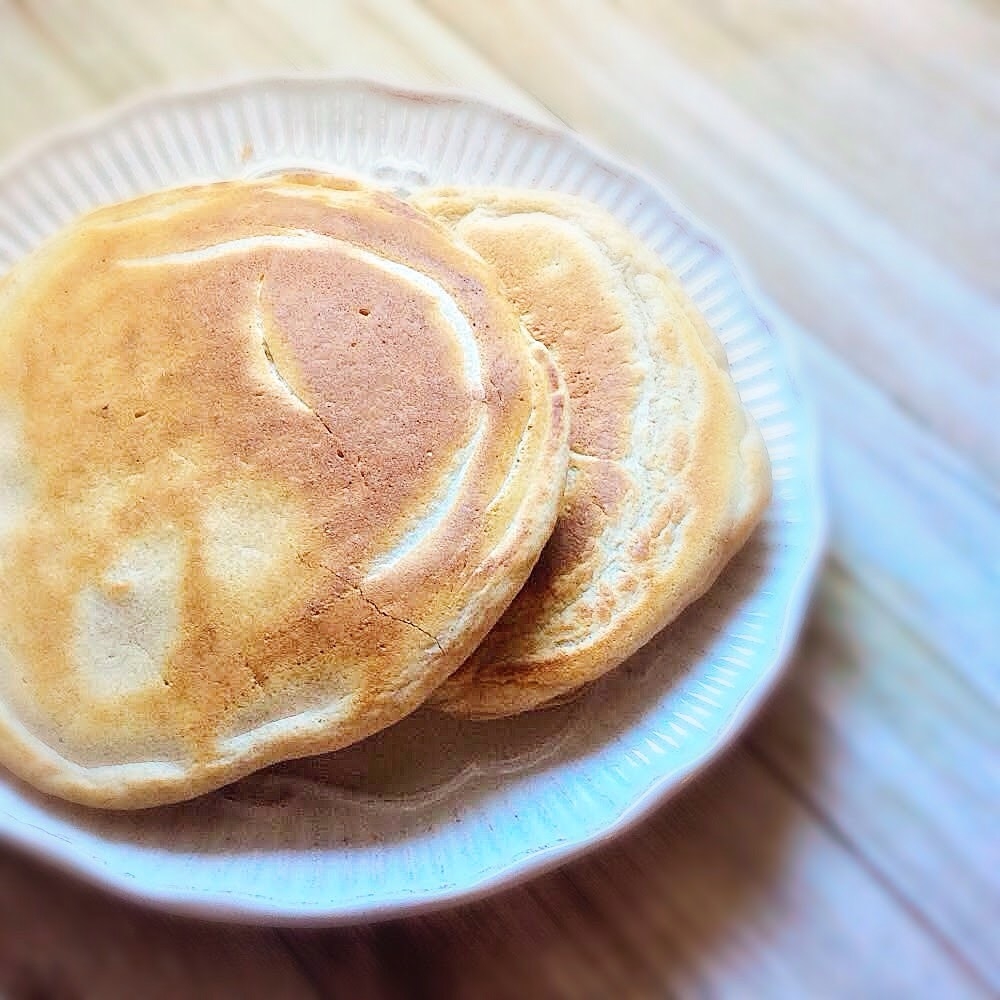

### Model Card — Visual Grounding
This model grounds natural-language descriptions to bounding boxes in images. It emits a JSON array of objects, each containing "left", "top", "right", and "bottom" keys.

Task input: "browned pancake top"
[{"left": 0, "top": 176, "right": 569, "bottom": 804}]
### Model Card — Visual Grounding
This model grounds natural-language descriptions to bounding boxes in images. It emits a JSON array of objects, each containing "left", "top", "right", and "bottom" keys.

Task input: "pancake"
[
  {"left": 0, "top": 175, "right": 569, "bottom": 807},
  {"left": 415, "top": 188, "right": 771, "bottom": 718}
]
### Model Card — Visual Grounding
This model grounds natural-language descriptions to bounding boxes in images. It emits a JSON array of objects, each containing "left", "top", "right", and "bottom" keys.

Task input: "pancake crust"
[
  {"left": 0, "top": 176, "right": 569, "bottom": 806},
  {"left": 416, "top": 189, "right": 771, "bottom": 718}
]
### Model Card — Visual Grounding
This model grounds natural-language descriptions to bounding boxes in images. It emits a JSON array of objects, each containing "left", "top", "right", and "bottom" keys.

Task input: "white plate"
[{"left": 0, "top": 77, "right": 825, "bottom": 924}]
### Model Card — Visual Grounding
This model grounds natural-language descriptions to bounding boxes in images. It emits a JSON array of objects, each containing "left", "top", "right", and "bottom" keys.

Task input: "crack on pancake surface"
[{"left": 332, "top": 571, "right": 444, "bottom": 655}]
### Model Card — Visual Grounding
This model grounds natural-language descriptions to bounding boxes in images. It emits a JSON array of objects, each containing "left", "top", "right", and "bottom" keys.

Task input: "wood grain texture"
[
  {"left": 0, "top": 851, "right": 316, "bottom": 1000},
  {"left": 0, "top": 0, "right": 997, "bottom": 996}
]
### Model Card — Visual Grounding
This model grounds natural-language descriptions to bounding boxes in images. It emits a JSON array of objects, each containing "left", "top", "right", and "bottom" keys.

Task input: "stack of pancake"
[{"left": 0, "top": 173, "right": 770, "bottom": 808}]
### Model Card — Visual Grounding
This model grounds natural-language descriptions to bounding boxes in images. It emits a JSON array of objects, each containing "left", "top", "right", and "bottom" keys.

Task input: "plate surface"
[{"left": 0, "top": 77, "right": 825, "bottom": 924}]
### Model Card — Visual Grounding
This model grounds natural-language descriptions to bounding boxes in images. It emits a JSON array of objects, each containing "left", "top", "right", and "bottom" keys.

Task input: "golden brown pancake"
[
  {"left": 0, "top": 175, "right": 569, "bottom": 806},
  {"left": 415, "top": 188, "right": 771, "bottom": 718}
]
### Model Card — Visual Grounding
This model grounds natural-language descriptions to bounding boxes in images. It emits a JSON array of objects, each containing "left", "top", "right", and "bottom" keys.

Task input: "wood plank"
[
  {"left": 748, "top": 564, "right": 1000, "bottom": 989},
  {"left": 620, "top": 0, "right": 1000, "bottom": 295},
  {"left": 0, "top": 0, "right": 550, "bottom": 159},
  {"left": 0, "top": 850, "right": 318, "bottom": 999},
  {"left": 797, "top": 328, "right": 999, "bottom": 700},
  {"left": 0, "top": 1, "right": 96, "bottom": 150},
  {"left": 245, "top": 0, "right": 548, "bottom": 117}
]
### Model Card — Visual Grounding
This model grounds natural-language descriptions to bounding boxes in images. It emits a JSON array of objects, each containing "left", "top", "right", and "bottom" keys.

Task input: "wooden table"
[{"left": 0, "top": 2, "right": 996, "bottom": 996}]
